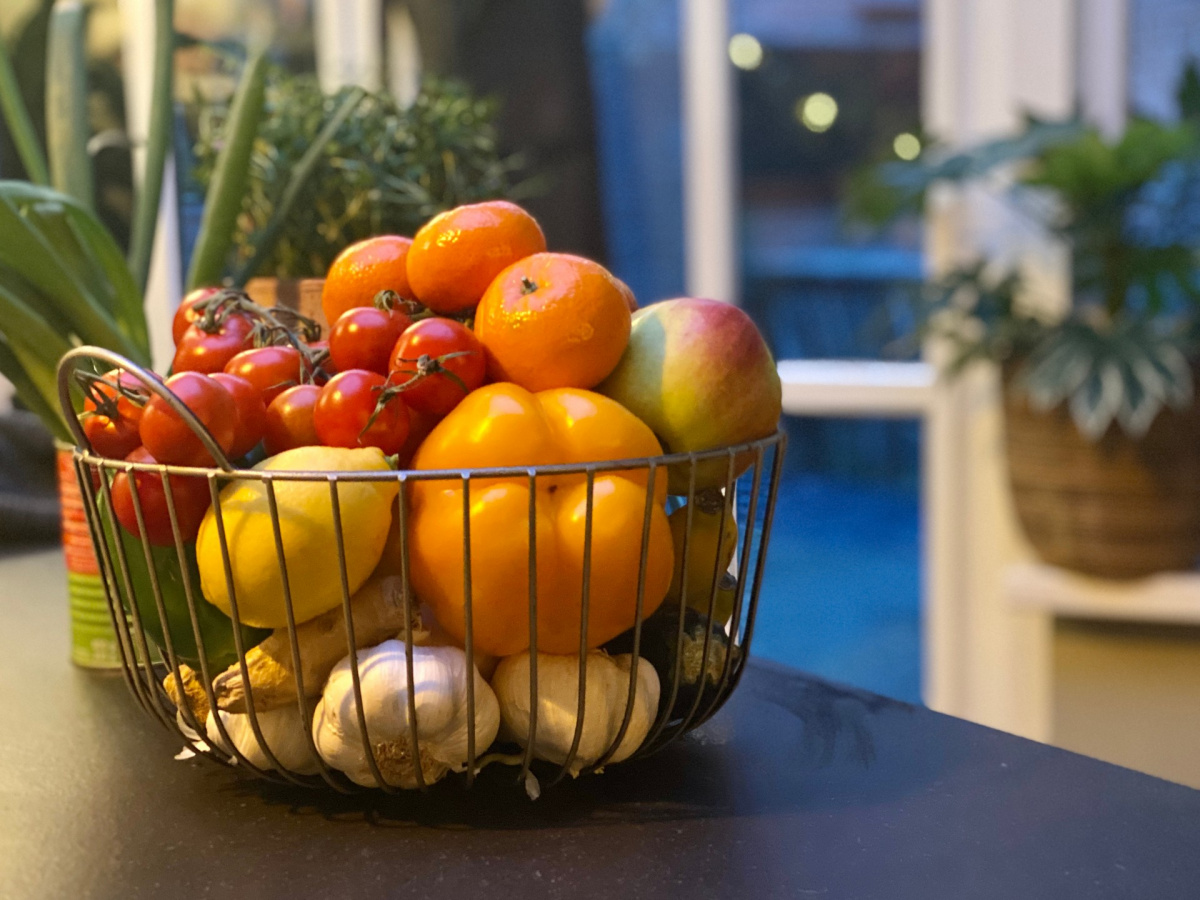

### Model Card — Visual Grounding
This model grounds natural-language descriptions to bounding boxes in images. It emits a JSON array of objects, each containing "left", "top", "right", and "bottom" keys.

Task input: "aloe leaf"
[
  {"left": 0, "top": 277, "right": 75, "bottom": 364},
  {"left": 64, "top": 200, "right": 148, "bottom": 350},
  {"left": 46, "top": 0, "right": 94, "bottom": 210},
  {"left": 0, "top": 181, "right": 147, "bottom": 352},
  {"left": 0, "top": 186, "right": 147, "bottom": 363},
  {"left": 186, "top": 49, "right": 268, "bottom": 290},
  {"left": 128, "top": 0, "right": 175, "bottom": 296},
  {"left": 0, "top": 28, "right": 50, "bottom": 185},
  {"left": 232, "top": 85, "right": 365, "bottom": 284},
  {"left": 23, "top": 199, "right": 113, "bottom": 308},
  {"left": 0, "top": 281, "right": 74, "bottom": 441},
  {"left": 0, "top": 337, "right": 70, "bottom": 442}
]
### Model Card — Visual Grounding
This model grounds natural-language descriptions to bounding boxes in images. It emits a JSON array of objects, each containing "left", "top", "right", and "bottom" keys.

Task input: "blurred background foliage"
[{"left": 190, "top": 66, "right": 524, "bottom": 279}]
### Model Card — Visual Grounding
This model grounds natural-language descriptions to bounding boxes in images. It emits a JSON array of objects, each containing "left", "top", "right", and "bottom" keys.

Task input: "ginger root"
[
  {"left": 213, "top": 574, "right": 410, "bottom": 714},
  {"left": 164, "top": 664, "right": 211, "bottom": 724}
]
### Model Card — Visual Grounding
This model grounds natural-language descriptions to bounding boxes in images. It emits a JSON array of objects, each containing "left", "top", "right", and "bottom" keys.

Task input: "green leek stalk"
[
  {"left": 186, "top": 50, "right": 268, "bottom": 290},
  {"left": 0, "top": 33, "right": 50, "bottom": 185},
  {"left": 45, "top": 0, "right": 94, "bottom": 210},
  {"left": 127, "top": 0, "right": 175, "bottom": 296}
]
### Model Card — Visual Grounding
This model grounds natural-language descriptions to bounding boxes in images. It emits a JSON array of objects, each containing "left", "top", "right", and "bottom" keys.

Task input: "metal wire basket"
[{"left": 57, "top": 346, "right": 785, "bottom": 794}]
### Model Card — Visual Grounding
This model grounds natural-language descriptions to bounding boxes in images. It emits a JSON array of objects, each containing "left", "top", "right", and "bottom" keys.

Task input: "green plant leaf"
[
  {"left": 231, "top": 85, "right": 365, "bottom": 284},
  {"left": 1180, "top": 60, "right": 1200, "bottom": 122},
  {"left": 1, "top": 182, "right": 147, "bottom": 353},
  {"left": 186, "top": 49, "right": 268, "bottom": 289},
  {"left": 1020, "top": 318, "right": 1194, "bottom": 439},
  {"left": 0, "top": 279, "right": 75, "bottom": 441},
  {"left": 0, "top": 336, "right": 70, "bottom": 442},
  {"left": 0, "top": 25, "right": 50, "bottom": 185},
  {"left": 0, "top": 183, "right": 148, "bottom": 363},
  {"left": 193, "top": 72, "right": 519, "bottom": 277},
  {"left": 45, "top": 0, "right": 94, "bottom": 210}
]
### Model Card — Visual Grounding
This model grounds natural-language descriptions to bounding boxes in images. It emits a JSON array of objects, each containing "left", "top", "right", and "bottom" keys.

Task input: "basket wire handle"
[{"left": 56, "top": 345, "right": 237, "bottom": 472}]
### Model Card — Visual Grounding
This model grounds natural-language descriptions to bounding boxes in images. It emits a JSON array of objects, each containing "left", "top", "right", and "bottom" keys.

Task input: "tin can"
[{"left": 56, "top": 446, "right": 122, "bottom": 668}]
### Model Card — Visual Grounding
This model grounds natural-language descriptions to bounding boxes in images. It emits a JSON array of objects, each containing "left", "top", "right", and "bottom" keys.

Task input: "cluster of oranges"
[{"left": 320, "top": 200, "right": 637, "bottom": 399}]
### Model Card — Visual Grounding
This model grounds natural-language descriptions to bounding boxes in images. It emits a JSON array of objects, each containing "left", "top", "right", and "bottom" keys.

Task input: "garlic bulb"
[
  {"left": 206, "top": 703, "right": 321, "bottom": 775},
  {"left": 312, "top": 640, "right": 500, "bottom": 788},
  {"left": 492, "top": 651, "right": 659, "bottom": 776}
]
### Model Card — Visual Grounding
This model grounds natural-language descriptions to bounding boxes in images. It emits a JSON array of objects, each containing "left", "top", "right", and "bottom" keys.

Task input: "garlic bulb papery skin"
[
  {"left": 206, "top": 703, "right": 321, "bottom": 775},
  {"left": 492, "top": 651, "right": 660, "bottom": 777},
  {"left": 311, "top": 640, "right": 500, "bottom": 789}
]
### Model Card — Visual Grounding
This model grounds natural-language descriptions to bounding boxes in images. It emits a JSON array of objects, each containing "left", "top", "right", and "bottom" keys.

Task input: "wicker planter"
[
  {"left": 1003, "top": 377, "right": 1200, "bottom": 579},
  {"left": 243, "top": 277, "right": 328, "bottom": 335}
]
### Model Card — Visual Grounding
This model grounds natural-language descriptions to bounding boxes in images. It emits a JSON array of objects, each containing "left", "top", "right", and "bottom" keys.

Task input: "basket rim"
[{"left": 70, "top": 428, "right": 785, "bottom": 482}]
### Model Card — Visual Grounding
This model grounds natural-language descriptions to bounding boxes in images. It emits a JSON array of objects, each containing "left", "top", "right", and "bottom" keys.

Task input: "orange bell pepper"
[{"left": 408, "top": 383, "right": 674, "bottom": 657}]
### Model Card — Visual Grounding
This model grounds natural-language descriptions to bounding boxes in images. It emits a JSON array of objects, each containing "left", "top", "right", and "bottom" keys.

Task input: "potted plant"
[
  {"left": 187, "top": 68, "right": 520, "bottom": 328},
  {"left": 852, "top": 64, "right": 1200, "bottom": 579}
]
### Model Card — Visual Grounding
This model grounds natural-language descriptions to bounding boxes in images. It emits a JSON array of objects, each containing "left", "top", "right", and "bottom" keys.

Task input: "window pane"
[
  {"left": 754, "top": 416, "right": 921, "bottom": 702},
  {"left": 587, "top": 0, "right": 686, "bottom": 305},
  {"left": 732, "top": 0, "right": 923, "bottom": 702},
  {"left": 1129, "top": 0, "right": 1200, "bottom": 120}
]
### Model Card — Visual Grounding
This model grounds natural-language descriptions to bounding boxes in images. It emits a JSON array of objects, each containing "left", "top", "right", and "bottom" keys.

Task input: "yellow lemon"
[{"left": 197, "top": 446, "right": 398, "bottom": 629}]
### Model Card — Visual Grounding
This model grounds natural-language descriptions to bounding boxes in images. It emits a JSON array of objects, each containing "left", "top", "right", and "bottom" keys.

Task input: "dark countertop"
[{"left": 3, "top": 547, "right": 1199, "bottom": 900}]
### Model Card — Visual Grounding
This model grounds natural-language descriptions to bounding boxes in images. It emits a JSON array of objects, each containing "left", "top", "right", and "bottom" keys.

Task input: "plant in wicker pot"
[{"left": 852, "top": 64, "right": 1200, "bottom": 579}]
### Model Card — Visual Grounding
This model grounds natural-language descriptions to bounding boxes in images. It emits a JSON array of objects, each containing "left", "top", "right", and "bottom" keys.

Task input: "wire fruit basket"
[{"left": 58, "top": 346, "right": 786, "bottom": 794}]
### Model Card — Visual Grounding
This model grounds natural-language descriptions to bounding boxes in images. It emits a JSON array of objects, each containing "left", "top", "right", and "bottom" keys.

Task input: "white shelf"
[{"left": 1006, "top": 562, "right": 1200, "bottom": 626}]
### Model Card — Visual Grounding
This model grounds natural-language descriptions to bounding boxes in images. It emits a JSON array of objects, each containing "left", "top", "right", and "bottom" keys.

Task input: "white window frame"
[{"left": 681, "top": 0, "right": 1128, "bottom": 738}]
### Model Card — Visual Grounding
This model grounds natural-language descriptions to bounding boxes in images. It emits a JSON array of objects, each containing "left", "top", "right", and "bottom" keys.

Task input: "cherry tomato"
[
  {"left": 389, "top": 317, "right": 486, "bottom": 417},
  {"left": 172, "top": 286, "right": 222, "bottom": 345},
  {"left": 264, "top": 384, "right": 322, "bottom": 456},
  {"left": 172, "top": 312, "right": 256, "bottom": 374},
  {"left": 314, "top": 369, "right": 410, "bottom": 455},
  {"left": 110, "top": 447, "right": 213, "bottom": 545},
  {"left": 139, "top": 372, "right": 238, "bottom": 467},
  {"left": 210, "top": 372, "right": 266, "bottom": 459},
  {"left": 81, "top": 369, "right": 155, "bottom": 459},
  {"left": 329, "top": 306, "right": 413, "bottom": 375},
  {"left": 224, "top": 345, "right": 306, "bottom": 407}
]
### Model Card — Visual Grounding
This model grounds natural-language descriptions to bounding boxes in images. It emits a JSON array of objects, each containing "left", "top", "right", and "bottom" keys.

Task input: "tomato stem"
[
  {"left": 74, "top": 368, "right": 149, "bottom": 420},
  {"left": 386, "top": 349, "right": 476, "bottom": 399}
]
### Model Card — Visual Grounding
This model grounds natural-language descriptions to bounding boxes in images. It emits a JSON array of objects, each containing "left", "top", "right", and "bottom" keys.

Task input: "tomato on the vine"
[
  {"left": 224, "top": 345, "right": 307, "bottom": 407},
  {"left": 314, "top": 369, "right": 410, "bottom": 455},
  {"left": 307, "top": 340, "right": 336, "bottom": 382},
  {"left": 139, "top": 372, "right": 238, "bottom": 467},
  {"left": 81, "top": 369, "right": 155, "bottom": 460},
  {"left": 388, "top": 317, "right": 486, "bottom": 417},
  {"left": 172, "top": 286, "right": 222, "bottom": 345},
  {"left": 328, "top": 306, "right": 413, "bottom": 375},
  {"left": 263, "top": 384, "right": 322, "bottom": 456},
  {"left": 210, "top": 372, "right": 267, "bottom": 459},
  {"left": 173, "top": 312, "right": 256, "bottom": 374},
  {"left": 110, "top": 446, "right": 213, "bottom": 545}
]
